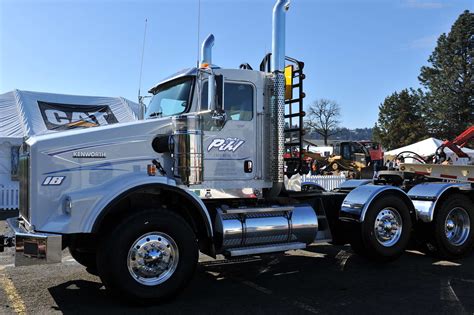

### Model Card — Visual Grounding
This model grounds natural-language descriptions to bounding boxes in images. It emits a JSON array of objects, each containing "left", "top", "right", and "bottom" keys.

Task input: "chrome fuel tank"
[{"left": 214, "top": 205, "right": 318, "bottom": 251}]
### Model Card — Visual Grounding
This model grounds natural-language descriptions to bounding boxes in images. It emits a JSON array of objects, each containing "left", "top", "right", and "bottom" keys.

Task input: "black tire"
[
  {"left": 350, "top": 195, "right": 412, "bottom": 261},
  {"left": 427, "top": 194, "right": 474, "bottom": 259},
  {"left": 69, "top": 247, "right": 96, "bottom": 270},
  {"left": 348, "top": 220, "right": 368, "bottom": 256},
  {"left": 68, "top": 236, "right": 98, "bottom": 274},
  {"left": 96, "top": 209, "right": 198, "bottom": 303}
]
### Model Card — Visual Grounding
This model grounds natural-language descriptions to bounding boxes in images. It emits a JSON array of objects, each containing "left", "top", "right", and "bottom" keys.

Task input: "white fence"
[
  {"left": 0, "top": 184, "right": 19, "bottom": 210},
  {"left": 301, "top": 174, "right": 346, "bottom": 191}
]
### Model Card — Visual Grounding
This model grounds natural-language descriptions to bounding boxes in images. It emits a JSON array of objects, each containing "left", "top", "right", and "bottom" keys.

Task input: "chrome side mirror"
[
  {"left": 208, "top": 74, "right": 224, "bottom": 112},
  {"left": 208, "top": 74, "right": 225, "bottom": 126},
  {"left": 208, "top": 74, "right": 216, "bottom": 111}
]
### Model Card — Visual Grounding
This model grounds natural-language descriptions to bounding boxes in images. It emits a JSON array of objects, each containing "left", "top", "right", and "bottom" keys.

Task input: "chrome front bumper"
[{"left": 6, "top": 218, "right": 62, "bottom": 266}]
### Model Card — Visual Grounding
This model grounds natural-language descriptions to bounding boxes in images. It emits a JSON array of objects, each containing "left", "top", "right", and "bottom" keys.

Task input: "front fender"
[
  {"left": 408, "top": 182, "right": 471, "bottom": 222},
  {"left": 89, "top": 182, "right": 214, "bottom": 237},
  {"left": 340, "top": 184, "right": 410, "bottom": 223},
  {"left": 36, "top": 173, "right": 173, "bottom": 233},
  {"left": 37, "top": 172, "right": 212, "bottom": 236}
]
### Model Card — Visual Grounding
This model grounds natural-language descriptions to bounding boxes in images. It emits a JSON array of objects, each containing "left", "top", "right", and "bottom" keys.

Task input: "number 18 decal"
[{"left": 42, "top": 176, "right": 65, "bottom": 186}]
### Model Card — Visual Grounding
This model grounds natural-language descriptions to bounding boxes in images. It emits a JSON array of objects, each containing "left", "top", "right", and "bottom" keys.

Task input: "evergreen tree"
[
  {"left": 374, "top": 89, "right": 428, "bottom": 150},
  {"left": 419, "top": 10, "right": 474, "bottom": 140},
  {"left": 372, "top": 123, "right": 382, "bottom": 144}
]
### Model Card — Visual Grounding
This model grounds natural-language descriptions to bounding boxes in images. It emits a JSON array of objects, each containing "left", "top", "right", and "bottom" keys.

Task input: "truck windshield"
[{"left": 146, "top": 77, "right": 194, "bottom": 118}]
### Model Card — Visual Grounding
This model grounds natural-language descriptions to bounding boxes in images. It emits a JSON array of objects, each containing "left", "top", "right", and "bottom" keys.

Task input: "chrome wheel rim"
[
  {"left": 374, "top": 208, "right": 403, "bottom": 247},
  {"left": 445, "top": 207, "right": 470, "bottom": 246},
  {"left": 127, "top": 232, "right": 179, "bottom": 286}
]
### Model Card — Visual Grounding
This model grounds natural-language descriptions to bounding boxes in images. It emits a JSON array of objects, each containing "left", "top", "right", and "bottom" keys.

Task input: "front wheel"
[
  {"left": 68, "top": 235, "right": 98, "bottom": 275},
  {"left": 350, "top": 195, "right": 412, "bottom": 261},
  {"left": 427, "top": 194, "right": 474, "bottom": 259},
  {"left": 96, "top": 209, "right": 198, "bottom": 302},
  {"left": 69, "top": 247, "right": 97, "bottom": 273}
]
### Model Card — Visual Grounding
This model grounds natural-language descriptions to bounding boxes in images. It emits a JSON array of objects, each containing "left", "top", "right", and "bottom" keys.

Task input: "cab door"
[{"left": 201, "top": 81, "right": 257, "bottom": 181}]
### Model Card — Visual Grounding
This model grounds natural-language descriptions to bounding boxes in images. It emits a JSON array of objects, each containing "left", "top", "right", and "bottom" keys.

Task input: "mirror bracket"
[{"left": 211, "top": 110, "right": 226, "bottom": 128}]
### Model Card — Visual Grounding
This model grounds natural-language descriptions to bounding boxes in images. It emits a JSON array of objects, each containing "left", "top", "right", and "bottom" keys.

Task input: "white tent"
[
  {"left": 0, "top": 90, "right": 142, "bottom": 208},
  {"left": 0, "top": 90, "right": 141, "bottom": 137},
  {"left": 385, "top": 137, "right": 474, "bottom": 163}
]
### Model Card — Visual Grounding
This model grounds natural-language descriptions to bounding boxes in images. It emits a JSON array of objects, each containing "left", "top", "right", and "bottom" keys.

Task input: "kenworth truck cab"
[{"left": 3, "top": 0, "right": 474, "bottom": 302}]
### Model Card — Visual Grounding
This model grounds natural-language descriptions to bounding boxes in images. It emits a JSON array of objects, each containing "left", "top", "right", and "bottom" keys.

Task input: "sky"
[{"left": 0, "top": 0, "right": 472, "bottom": 128}]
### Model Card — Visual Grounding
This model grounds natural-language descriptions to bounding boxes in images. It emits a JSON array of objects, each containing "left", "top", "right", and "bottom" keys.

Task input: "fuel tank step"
[{"left": 225, "top": 242, "right": 306, "bottom": 257}]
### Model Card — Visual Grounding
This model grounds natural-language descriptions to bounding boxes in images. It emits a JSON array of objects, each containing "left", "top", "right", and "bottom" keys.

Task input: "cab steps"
[{"left": 225, "top": 242, "right": 306, "bottom": 257}]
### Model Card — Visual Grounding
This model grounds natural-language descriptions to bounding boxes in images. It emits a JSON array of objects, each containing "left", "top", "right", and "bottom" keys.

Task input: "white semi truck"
[{"left": 2, "top": 0, "right": 474, "bottom": 302}]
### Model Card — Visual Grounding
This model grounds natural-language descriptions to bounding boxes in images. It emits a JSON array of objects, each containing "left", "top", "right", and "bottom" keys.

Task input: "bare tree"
[{"left": 305, "top": 99, "right": 341, "bottom": 145}]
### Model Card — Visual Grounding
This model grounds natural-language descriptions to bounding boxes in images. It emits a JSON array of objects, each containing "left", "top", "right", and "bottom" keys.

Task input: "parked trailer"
[{"left": 1, "top": 0, "right": 473, "bottom": 303}]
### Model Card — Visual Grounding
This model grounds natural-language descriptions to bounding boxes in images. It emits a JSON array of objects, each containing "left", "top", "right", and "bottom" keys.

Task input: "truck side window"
[
  {"left": 200, "top": 82, "right": 253, "bottom": 121},
  {"left": 224, "top": 83, "right": 253, "bottom": 121}
]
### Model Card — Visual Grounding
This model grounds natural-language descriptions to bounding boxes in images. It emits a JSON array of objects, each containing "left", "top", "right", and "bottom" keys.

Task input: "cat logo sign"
[
  {"left": 38, "top": 101, "right": 118, "bottom": 131},
  {"left": 284, "top": 65, "right": 293, "bottom": 100},
  {"left": 66, "top": 120, "right": 99, "bottom": 128}
]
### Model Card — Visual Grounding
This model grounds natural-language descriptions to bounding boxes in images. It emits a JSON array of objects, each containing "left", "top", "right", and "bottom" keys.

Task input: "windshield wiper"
[{"left": 148, "top": 111, "right": 163, "bottom": 118}]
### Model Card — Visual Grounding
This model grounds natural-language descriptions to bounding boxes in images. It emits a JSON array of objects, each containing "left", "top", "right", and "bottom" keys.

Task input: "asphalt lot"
[{"left": 1, "top": 219, "right": 474, "bottom": 315}]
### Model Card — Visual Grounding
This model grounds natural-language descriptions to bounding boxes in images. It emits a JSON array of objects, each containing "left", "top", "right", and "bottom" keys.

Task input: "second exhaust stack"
[
  {"left": 271, "top": 0, "right": 290, "bottom": 73},
  {"left": 270, "top": 0, "right": 290, "bottom": 184}
]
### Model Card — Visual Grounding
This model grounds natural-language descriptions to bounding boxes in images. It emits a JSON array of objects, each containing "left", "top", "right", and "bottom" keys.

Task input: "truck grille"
[{"left": 18, "top": 145, "right": 30, "bottom": 221}]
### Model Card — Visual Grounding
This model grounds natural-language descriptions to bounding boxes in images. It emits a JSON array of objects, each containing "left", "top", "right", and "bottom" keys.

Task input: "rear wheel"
[
  {"left": 96, "top": 209, "right": 198, "bottom": 302},
  {"left": 427, "top": 194, "right": 474, "bottom": 259},
  {"left": 350, "top": 195, "right": 412, "bottom": 261}
]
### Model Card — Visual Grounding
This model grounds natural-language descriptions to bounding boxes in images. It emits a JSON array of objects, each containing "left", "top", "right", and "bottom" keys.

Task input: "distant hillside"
[{"left": 306, "top": 127, "right": 373, "bottom": 141}]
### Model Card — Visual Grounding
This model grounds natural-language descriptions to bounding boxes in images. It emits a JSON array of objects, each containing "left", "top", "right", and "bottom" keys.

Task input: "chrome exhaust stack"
[
  {"left": 269, "top": 0, "right": 290, "bottom": 186},
  {"left": 271, "top": 0, "right": 290, "bottom": 73},
  {"left": 201, "top": 34, "right": 215, "bottom": 65}
]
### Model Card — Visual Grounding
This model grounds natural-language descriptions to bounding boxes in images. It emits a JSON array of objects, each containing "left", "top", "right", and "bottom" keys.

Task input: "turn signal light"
[{"left": 147, "top": 164, "right": 156, "bottom": 176}]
